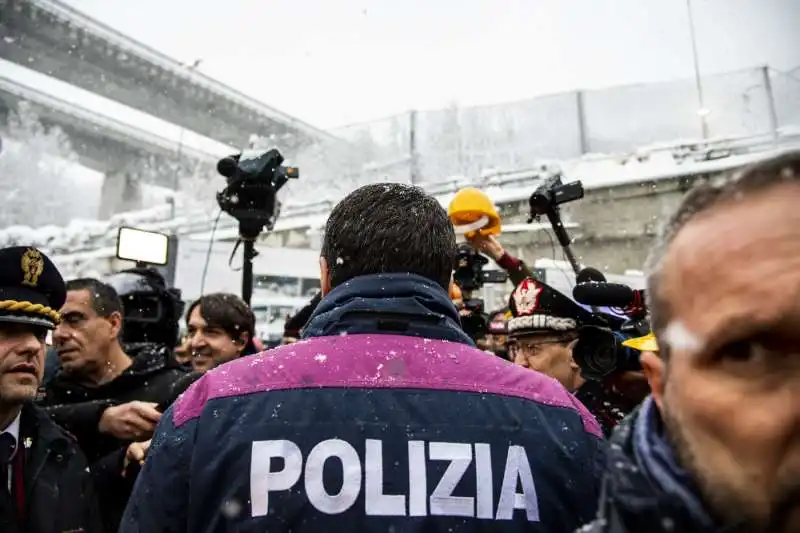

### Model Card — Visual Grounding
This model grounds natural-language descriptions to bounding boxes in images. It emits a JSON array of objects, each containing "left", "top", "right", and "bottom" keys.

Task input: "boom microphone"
[
  {"left": 216, "top": 156, "right": 239, "bottom": 178},
  {"left": 576, "top": 267, "right": 606, "bottom": 284},
  {"left": 573, "top": 282, "right": 645, "bottom": 310}
]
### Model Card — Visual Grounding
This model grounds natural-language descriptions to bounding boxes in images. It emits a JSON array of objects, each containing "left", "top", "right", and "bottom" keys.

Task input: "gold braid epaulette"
[{"left": 0, "top": 300, "right": 61, "bottom": 324}]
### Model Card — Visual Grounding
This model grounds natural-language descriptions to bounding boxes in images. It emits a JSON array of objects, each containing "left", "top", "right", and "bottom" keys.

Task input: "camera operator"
[
  {"left": 104, "top": 268, "right": 184, "bottom": 354},
  {"left": 507, "top": 278, "right": 646, "bottom": 437},
  {"left": 478, "top": 308, "right": 509, "bottom": 359}
]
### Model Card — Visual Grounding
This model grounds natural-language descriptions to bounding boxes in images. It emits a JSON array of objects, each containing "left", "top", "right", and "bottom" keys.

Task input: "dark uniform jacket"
[
  {"left": 581, "top": 397, "right": 720, "bottom": 533},
  {"left": 121, "top": 273, "right": 606, "bottom": 533},
  {"left": 0, "top": 403, "right": 102, "bottom": 533}
]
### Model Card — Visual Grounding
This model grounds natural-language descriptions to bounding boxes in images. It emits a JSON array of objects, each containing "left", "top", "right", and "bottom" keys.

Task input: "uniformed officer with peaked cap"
[
  {"left": 507, "top": 277, "right": 603, "bottom": 391},
  {"left": 0, "top": 246, "right": 101, "bottom": 533}
]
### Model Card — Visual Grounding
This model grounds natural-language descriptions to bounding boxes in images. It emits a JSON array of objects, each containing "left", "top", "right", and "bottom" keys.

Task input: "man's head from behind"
[
  {"left": 186, "top": 293, "right": 255, "bottom": 373},
  {"left": 53, "top": 278, "right": 123, "bottom": 379},
  {"left": 643, "top": 150, "right": 800, "bottom": 532},
  {"left": 319, "top": 183, "right": 456, "bottom": 294}
]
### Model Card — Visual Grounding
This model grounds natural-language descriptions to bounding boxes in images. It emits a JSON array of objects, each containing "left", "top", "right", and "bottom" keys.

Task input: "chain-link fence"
[{"left": 283, "top": 66, "right": 799, "bottom": 204}]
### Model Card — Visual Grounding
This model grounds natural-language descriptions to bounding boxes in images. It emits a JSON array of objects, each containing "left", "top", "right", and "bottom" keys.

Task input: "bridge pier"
[{"left": 99, "top": 170, "right": 143, "bottom": 219}]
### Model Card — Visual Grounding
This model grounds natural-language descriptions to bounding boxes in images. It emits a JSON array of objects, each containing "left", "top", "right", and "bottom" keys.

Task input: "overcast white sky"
[{"left": 64, "top": 0, "right": 800, "bottom": 129}]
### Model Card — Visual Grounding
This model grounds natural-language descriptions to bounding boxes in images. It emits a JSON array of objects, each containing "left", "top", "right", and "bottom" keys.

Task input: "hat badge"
[
  {"left": 21, "top": 248, "right": 44, "bottom": 288},
  {"left": 513, "top": 279, "right": 541, "bottom": 316}
]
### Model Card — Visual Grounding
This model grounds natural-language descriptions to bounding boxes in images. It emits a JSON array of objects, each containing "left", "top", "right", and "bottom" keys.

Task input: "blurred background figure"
[
  {"left": 281, "top": 292, "right": 320, "bottom": 345},
  {"left": 172, "top": 335, "right": 191, "bottom": 370}
]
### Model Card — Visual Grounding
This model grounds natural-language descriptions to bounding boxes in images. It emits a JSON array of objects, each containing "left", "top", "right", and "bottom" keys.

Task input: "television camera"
[
  {"left": 216, "top": 148, "right": 299, "bottom": 305},
  {"left": 528, "top": 173, "right": 584, "bottom": 275},
  {"left": 571, "top": 280, "right": 650, "bottom": 380},
  {"left": 452, "top": 244, "right": 508, "bottom": 340},
  {"left": 111, "top": 227, "right": 184, "bottom": 348}
]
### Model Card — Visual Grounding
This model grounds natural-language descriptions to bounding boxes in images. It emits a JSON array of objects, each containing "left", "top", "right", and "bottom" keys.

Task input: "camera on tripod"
[
  {"left": 215, "top": 148, "right": 299, "bottom": 306},
  {"left": 526, "top": 172, "right": 585, "bottom": 275},
  {"left": 216, "top": 148, "right": 299, "bottom": 239}
]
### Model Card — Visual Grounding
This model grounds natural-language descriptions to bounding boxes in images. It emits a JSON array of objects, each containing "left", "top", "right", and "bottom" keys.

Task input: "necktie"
[
  {"left": 0, "top": 432, "right": 19, "bottom": 529},
  {"left": 0, "top": 432, "right": 15, "bottom": 491}
]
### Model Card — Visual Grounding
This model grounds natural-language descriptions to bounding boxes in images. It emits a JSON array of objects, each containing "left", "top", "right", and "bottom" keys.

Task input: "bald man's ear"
[
  {"left": 640, "top": 351, "right": 665, "bottom": 411},
  {"left": 319, "top": 257, "right": 331, "bottom": 296}
]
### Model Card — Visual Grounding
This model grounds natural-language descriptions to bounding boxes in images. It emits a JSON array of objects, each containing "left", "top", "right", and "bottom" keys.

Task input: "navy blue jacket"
[{"left": 120, "top": 274, "right": 605, "bottom": 533}]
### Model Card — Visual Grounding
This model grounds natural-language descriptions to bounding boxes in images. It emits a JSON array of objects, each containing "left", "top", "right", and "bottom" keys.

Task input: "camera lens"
[{"left": 573, "top": 326, "right": 623, "bottom": 380}]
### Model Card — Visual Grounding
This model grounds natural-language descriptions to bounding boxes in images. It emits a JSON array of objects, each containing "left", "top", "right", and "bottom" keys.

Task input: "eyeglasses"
[{"left": 508, "top": 335, "right": 578, "bottom": 355}]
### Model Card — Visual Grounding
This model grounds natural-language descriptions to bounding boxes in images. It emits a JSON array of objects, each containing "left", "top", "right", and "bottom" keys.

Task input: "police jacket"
[
  {"left": 120, "top": 273, "right": 606, "bottom": 533},
  {"left": 1, "top": 403, "right": 102, "bottom": 533},
  {"left": 581, "top": 397, "right": 720, "bottom": 533}
]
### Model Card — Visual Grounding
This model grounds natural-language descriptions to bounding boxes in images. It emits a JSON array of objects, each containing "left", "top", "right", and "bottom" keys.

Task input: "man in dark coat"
[
  {"left": 122, "top": 183, "right": 605, "bottom": 533},
  {"left": 0, "top": 246, "right": 101, "bottom": 533},
  {"left": 582, "top": 150, "right": 800, "bottom": 533},
  {"left": 38, "top": 277, "right": 187, "bottom": 532}
]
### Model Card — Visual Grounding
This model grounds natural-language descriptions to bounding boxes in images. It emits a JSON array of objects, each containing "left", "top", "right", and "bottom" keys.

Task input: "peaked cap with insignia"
[
  {"left": 507, "top": 277, "right": 598, "bottom": 337},
  {"left": 0, "top": 247, "right": 66, "bottom": 329}
]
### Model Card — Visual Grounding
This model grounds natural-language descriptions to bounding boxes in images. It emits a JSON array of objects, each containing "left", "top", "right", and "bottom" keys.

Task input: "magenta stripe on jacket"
[{"left": 173, "top": 333, "right": 602, "bottom": 438}]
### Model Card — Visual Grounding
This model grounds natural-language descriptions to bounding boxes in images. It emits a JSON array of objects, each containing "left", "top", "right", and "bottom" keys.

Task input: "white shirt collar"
[{"left": 1, "top": 412, "right": 21, "bottom": 448}]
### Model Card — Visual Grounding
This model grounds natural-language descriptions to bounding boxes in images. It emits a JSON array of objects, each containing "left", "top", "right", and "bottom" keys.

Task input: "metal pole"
[
  {"left": 170, "top": 60, "right": 202, "bottom": 219},
  {"left": 761, "top": 66, "right": 780, "bottom": 143},
  {"left": 170, "top": 127, "right": 186, "bottom": 219},
  {"left": 575, "top": 90, "right": 590, "bottom": 155},
  {"left": 242, "top": 238, "right": 255, "bottom": 306},
  {"left": 686, "top": 0, "right": 709, "bottom": 139},
  {"left": 409, "top": 110, "right": 419, "bottom": 185}
]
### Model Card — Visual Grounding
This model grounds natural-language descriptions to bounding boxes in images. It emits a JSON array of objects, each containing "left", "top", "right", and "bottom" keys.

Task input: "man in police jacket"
[{"left": 121, "top": 183, "right": 605, "bottom": 533}]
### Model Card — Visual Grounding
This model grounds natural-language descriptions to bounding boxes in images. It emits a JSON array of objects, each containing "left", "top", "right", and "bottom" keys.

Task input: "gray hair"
[{"left": 644, "top": 149, "right": 800, "bottom": 357}]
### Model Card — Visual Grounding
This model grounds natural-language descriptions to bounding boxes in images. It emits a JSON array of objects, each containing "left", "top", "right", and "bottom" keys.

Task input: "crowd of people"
[{"left": 0, "top": 149, "right": 797, "bottom": 532}]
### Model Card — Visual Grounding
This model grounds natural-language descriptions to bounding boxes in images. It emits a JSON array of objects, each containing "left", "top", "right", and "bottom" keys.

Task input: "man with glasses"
[
  {"left": 507, "top": 277, "right": 589, "bottom": 392},
  {"left": 507, "top": 277, "right": 644, "bottom": 436}
]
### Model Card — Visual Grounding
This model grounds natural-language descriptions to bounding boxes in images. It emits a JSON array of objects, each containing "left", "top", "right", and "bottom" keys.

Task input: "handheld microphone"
[{"left": 573, "top": 282, "right": 646, "bottom": 312}]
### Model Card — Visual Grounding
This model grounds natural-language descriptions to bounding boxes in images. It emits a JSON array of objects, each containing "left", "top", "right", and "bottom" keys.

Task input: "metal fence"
[{"left": 284, "top": 66, "right": 799, "bottom": 203}]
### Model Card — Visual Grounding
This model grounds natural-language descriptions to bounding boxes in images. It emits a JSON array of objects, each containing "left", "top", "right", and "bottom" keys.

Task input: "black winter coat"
[
  {"left": 37, "top": 343, "right": 187, "bottom": 532},
  {"left": 0, "top": 403, "right": 102, "bottom": 533},
  {"left": 38, "top": 343, "right": 187, "bottom": 461}
]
